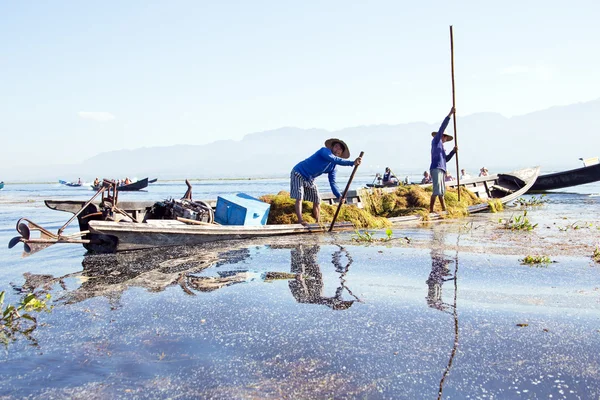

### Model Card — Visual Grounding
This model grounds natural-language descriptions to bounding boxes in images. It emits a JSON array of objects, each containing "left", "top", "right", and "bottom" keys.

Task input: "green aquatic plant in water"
[
  {"left": 513, "top": 194, "right": 549, "bottom": 207},
  {"left": 557, "top": 221, "right": 593, "bottom": 232},
  {"left": 520, "top": 255, "right": 552, "bottom": 266},
  {"left": 0, "top": 291, "right": 53, "bottom": 347},
  {"left": 501, "top": 211, "right": 537, "bottom": 231},
  {"left": 352, "top": 228, "right": 397, "bottom": 243}
]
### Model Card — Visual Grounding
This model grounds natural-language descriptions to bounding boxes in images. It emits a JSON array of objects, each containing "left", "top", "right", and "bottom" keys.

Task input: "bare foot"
[{"left": 299, "top": 220, "right": 309, "bottom": 227}]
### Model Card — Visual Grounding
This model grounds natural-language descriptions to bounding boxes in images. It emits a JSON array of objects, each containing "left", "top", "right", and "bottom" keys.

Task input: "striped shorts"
[{"left": 290, "top": 170, "right": 321, "bottom": 204}]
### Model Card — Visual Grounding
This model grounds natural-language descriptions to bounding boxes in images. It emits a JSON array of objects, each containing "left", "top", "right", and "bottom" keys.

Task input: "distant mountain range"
[{"left": 6, "top": 98, "right": 600, "bottom": 181}]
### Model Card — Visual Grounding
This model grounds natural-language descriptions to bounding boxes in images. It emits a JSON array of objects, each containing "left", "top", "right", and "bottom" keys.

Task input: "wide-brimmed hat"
[
  {"left": 324, "top": 138, "right": 350, "bottom": 159},
  {"left": 431, "top": 131, "right": 453, "bottom": 141}
]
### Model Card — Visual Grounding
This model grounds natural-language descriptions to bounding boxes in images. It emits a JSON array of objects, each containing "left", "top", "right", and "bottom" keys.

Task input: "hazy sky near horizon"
[{"left": 2, "top": 0, "right": 599, "bottom": 167}]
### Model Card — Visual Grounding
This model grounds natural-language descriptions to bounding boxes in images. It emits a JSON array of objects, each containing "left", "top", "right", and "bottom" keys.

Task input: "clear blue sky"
[{"left": 2, "top": 0, "right": 599, "bottom": 167}]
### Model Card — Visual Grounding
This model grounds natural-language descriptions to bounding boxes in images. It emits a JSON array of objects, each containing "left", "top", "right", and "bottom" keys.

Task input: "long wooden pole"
[
  {"left": 450, "top": 25, "right": 461, "bottom": 201},
  {"left": 329, "top": 151, "right": 364, "bottom": 232}
]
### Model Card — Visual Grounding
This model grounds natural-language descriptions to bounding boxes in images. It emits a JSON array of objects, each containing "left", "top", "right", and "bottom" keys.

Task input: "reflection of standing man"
[
  {"left": 426, "top": 249, "right": 454, "bottom": 312},
  {"left": 288, "top": 245, "right": 355, "bottom": 310}
]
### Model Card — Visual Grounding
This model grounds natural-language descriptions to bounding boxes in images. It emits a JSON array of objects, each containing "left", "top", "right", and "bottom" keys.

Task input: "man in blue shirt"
[
  {"left": 429, "top": 107, "right": 457, "bottom": 213},
  {"left": 291, "top": 138, "right": 362, "bottom": 225}
]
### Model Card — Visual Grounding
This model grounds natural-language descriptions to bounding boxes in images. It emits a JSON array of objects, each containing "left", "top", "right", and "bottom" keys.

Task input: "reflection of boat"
[
  {"left": 15, "top": 243, "right": 253, "bottom": 305},
  {"left": 528, "top": 160, "right": 600, "bottom": 192},
  {"left": 91, "top": 177, "right": 149, "bottom": 191},
  {"left": 59, "top": 179, "right": 83, "bottom": 187}
]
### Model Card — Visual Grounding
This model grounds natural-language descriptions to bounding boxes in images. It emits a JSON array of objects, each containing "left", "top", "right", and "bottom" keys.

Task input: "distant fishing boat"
[
  {"left": 0, "top": 181, "right": 4, "bottom": 190},
  {"left": 91, "top": 177, "right": 149, "bottom": 191},
  {"left": 59, "top": 179, "right": 83, "bottom": 187}
]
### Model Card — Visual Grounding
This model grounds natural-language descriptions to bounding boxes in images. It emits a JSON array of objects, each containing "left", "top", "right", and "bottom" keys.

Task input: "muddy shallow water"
[{"left": 1, "top": 182, "right": 599, "bottom": 399}]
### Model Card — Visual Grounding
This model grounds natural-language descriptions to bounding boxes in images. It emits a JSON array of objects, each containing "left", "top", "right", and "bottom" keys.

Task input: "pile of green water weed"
[
  {"left": 359, "top": 185, "right": 483, "bottom": 219},
  {"left": 259, "top": 192, "right": 391, "bottom": 228},
  {"left": 259, "top": 185, "right": 486, "bottom": 229}
]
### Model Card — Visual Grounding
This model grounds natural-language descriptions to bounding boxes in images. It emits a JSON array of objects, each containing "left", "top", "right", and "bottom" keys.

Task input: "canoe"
[
  {"left": 365, "top": 182, "right": 400, "bottom": 188},
  {"left": 9, "top": 167, "right": 539, "bottom": 254},
  {"left": 59, "top": 180, "right": 83, "bottom": 187},
  {"left": 527, "top": 162, "right": 600, "bottom": 192},
  {"left": 91, "top": 178, "right": 149, "bottom": 191},
  {"left": 385, "top": 166, "right": 540, "bottom": 224}
]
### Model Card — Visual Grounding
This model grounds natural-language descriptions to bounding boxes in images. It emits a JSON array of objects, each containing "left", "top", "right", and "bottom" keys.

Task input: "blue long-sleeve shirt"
[
  {"left": 429, "top": 116, "right": 456, "bottom": 172},
  {"left": 293, "top": 147, "right": 355, "bottom": 198}
]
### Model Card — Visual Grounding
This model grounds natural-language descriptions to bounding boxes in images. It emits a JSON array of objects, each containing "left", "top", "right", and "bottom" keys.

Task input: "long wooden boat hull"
[
  {"left": 88, "top": 220, "right": 354, "bottom": 252},
  {"left": 528, "top": 163, "right": 600, "bottom": 192}
]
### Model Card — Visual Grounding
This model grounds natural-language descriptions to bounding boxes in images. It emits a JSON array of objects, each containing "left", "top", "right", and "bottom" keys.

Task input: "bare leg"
[
  {"left": 429, "top": 195, "right": 436, "bottom": 213},
  {"left": 312, "top": 202, "right": 321, "bottom": 223},
  {"left": 295, "top": 199, "right": 307, "bottom": 225},
  {"left": 439, "top": 196, "right": 447, "bottom": 212}
]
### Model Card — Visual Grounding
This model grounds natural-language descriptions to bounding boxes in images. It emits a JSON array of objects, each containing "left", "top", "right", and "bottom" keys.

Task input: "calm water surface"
[{"left": 0, "top": 177, "right": 599, "bottom": 399}]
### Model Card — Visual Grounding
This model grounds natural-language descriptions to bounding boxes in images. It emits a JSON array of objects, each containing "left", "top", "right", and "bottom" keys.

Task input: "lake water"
[{"left": 0, "top": 175, "right": 599, "bottom": 399}]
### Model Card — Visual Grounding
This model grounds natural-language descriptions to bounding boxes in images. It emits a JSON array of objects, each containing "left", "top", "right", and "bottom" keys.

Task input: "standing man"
[
  {"left": 429, "top": 107, "right": 458, "bottom": 213},
  {"left": 291, "top": 138, "right": 362, "bottom": 226}
]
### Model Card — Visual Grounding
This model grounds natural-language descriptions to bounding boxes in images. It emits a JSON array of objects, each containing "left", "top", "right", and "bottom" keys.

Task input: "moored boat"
[
  {"left": 385, "top": 166, "right": 540, "bottom": 224},
  {"left": 0, "top": 181, "right": 4, "bottom": 190},
  {"left": 527, "top": 158, "right": 600, "bottom": 192}
]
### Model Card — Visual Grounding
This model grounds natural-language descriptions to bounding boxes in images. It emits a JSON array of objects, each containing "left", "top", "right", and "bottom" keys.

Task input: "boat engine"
[{"left": 146, "top": 199, "right": 214, "bottom": 223}]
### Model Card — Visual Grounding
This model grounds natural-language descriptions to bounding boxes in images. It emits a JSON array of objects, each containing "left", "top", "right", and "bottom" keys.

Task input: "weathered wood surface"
[{"left": 88, "top": 220, "right": 355, "bottom": 251}]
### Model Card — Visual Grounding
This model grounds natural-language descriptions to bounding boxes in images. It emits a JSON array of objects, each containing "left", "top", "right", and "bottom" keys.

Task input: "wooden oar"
[
  {"left": 450, "top": 25, "right": 461, "bottom": 201},
  {"left": 329, "top": 151, "right": 364, "bottom": 232}
]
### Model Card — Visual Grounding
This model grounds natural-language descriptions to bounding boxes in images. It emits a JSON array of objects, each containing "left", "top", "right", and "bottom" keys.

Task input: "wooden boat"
[
  {"left": 59, "top": 179, "right": 83, "bottom": 187},
  {"left": 365, "top": 182, "right": 400, "bottom": 188},
  {"left": 385, "top": 166, "right": 540, "bottom": 224},
  {"left": 9, "top": 167, "right": 538, "bottom": 254},
  {"left": 0, "top": 181, "right": 4, "bottom": 190},
  {"left": 528, "top": 160, "right": 600, "bottom": 192},
  {"left": 91, "top": 177, "right": 149, "bottom": 191}
]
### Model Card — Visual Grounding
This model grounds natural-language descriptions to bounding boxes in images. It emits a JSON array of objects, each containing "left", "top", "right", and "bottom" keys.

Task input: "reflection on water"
[
  {"left": 426, "top": 249, "right": 455, "bottom": 314},
  {"left": 13, "top": 245, "right": 252, "bottom": 306},
  {"left": 13, "top": 242, "right": 362, "bottom": 311},
  {"left": 288, "top": 244, "right": 359, "bottom": 310},
  {"left": 428, "top": 228, "right": 461, "bottom": 400}
]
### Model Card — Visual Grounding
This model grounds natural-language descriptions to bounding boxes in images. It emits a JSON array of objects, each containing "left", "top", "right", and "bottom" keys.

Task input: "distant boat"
[
  {"left": 0, "top": 181, "right": 4, "bottom": 190},
  {"left": 91, "top": 178, "right": 149, "bottom": 192},
  {"left": 528, "top": 158, "right": 600, "bottom": 192},
  {"left": 149, "top": 178, "right": 158, "bottom": 184},
  {"left": 59, "top": 180, "right": 83, "bottom": 187}
]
